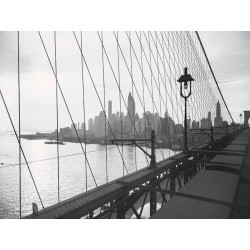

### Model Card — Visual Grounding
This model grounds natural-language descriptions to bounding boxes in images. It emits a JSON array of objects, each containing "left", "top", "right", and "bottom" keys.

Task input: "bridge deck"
[
  {"left": 25, "top": 152, "right": 187, "bottom": 218},
  {"left": 150, "top": 129, "right": 250, "bottom": 219}
]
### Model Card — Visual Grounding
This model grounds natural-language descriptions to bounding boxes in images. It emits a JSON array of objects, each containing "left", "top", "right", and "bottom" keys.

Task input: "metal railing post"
[
  {"left": 211, "top": 126, "right": 214, "bottom": 142},
  {"left": 149, "top": 130, "right": 156, "bottom": 169}
]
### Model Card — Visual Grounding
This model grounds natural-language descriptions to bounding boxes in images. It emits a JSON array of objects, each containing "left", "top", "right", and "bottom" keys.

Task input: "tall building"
[
  {"left": 94, "top": 111, "right": 106, "bottom": 137},
  {"left": 88, "top": 118, "right": 94, "bottom": 132},
  {"left": 214, "top": 101, "right": 222, "bottom": 127},
  {"left": 127, "top": 92, "right": 135, "bottom": 119},
  {"left": 81, "top": 122, "right": 86, "bottom": 130},
  {"left": 216, "top": 101, "right": 221, "bottom": 118},
  {"left": 126, "top": 92, "right": 136, "bottom": 134},
  {"left": 108, "top": 100, "right": 112, "bottom": 120}
]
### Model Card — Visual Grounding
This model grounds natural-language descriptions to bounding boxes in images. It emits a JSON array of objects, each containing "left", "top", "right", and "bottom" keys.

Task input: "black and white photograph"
[{"left": 0, "top": 0, "right": 249, "bottom": 249}]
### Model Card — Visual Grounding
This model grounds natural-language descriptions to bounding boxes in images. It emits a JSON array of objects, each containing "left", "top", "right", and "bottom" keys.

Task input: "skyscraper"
[
  {"left": 88, "top": 118, "right": 94, "bottom": 132},
  {"left": 108, "top": 100, "right": 112, "bottom": 120},
  {"left": 126, "top": 92, "right": 135, "bottom": 134},
  {"left": 214, "top": 101, "right": 222, "bottom": 127},
  {"left": 216, "top": 101, "right": 221, "bottom": 118},
  {"left": 127, "top": 92, "right": 135, "bottom": 119}
]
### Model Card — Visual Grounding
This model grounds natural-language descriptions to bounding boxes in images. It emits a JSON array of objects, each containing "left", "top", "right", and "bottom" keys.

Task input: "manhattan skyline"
[{"left": 0, "top": 31, "right": 249, "bottom": 133}]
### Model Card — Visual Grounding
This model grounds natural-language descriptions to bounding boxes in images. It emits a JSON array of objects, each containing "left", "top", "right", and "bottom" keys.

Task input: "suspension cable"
[
  {"left": 116, "top": 32, "right": 125, "bottom": 175},
  {"left": 97, "top": 32, "right": 150, "bottom": 165},
  {"left": 141, "top": 32, "right": 189, "bottom": 149},
  {"left": 100, "top": 32, "right": 108, "bottom": 183},
  {"left": 54, "top": 31, "right": 60, "bottom": 202},
  {"left": 80, "top": 32, "right": 88, "bottom": 192},
  {"left": 129, "top": 32, "right": 138, "bottom": 171},
  {"left": 17, "top": 31, "right": 22, "bottom": 218},
  {"left": 116, "top": 32, "right": 170, "bottom": 157},
  {"left": 160, "top": 32, "right": 170, "bottom": 157},
  {"left": 0, "top": 90, "right": 44, "bottom": 209},
  {"left": 38, "top": 31, "right": 98, "bottom": 187},
  {"left": 195, "top": 31, "right": 234, "bottom": 123},
  {"left": 127, "top": 32, "right": 180, "bottom": 150},
  {"left": 155, "top": 32, "right": 164, "bottom": 160},
  {"left": 148, "top": 32, "right": 155, "bottom": 131},
  {"left": 73, "top": 31, "right": 129, "bottom": 175}
]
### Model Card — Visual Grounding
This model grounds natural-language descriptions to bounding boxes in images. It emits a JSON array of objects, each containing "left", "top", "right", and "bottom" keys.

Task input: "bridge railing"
[{"left": 24, "top": 126, "right": 243, "bottom": 219}]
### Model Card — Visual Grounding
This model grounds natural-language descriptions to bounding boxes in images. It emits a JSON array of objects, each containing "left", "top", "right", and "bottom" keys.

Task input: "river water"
[{"left": 0, "top": 132, "right": 176, "bottom": 218}]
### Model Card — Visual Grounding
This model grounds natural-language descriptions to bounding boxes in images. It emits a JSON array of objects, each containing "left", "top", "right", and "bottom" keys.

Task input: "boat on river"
[{"left": 44, "top": 140, "right": 65, "bottom": 145}]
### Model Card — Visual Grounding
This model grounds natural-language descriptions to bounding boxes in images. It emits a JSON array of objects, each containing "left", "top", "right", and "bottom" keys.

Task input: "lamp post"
[{"left": 177, "top": 67, "right": 194, "bottom": 153}]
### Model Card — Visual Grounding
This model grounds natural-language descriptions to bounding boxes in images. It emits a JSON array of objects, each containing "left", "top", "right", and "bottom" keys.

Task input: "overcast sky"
[
  {"left": 0, "top": 31, "right": 249, "bottom": 132},
  {"left": 200, "top": 31, "right": 250, "bottom": 124}
]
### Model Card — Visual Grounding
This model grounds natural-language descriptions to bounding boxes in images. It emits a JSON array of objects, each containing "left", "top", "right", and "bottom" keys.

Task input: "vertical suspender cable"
[
  {"left": 148, "top": 32, "right": 155, "bottom": 131},
  {"left": 80, "top": 32, "right": 88, "bottom": 192},
  {"left": 17, "top": 31, "right": 21, "bottom": 219},
  {"left": 139, "top": 32, "right": 148, "bottom": 163},
  {"left": 155, "top": 32, "right": 164, "bottom": 160},
  {"left": 74, "top": 32, "right": 129, "bottom": 175},
  {"left": 116, "top": 32, "right": 125, "bottom": 176},
  {"left": 39, "top": 32, "right": 98, "bottom": 187},
  {"left": 161, "top": 32, "right": 170, "bottom": 158},
  {"left": 113, "top": 32, "right": 150, "bottom": 166},
  {"left": 129, "top": 32, "right": 137, "bottom": 171},
  {"left": 101, "top": 32, "right": 108, "bottom": 183},
  {"left": 54, "top": 31, "right": 60, "bottom": 202}
]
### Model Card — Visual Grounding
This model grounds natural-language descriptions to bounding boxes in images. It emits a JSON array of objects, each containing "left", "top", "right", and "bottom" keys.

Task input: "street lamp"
[{"left": 177, "top": 67, "right": 194, "bottom": 153}]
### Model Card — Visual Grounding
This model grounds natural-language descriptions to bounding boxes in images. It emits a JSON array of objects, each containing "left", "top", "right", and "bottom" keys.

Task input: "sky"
[
  {"left": 0, "top": 31, "right": 249, "bottom": 132},
  {"left": 200, "top": 31, "right": 250, "bottom": 124}
]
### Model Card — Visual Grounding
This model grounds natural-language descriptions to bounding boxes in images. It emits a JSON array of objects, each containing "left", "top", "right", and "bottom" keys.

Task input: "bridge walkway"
[{"left": 150, "top": 129, "right": 250, "bottom": 219}]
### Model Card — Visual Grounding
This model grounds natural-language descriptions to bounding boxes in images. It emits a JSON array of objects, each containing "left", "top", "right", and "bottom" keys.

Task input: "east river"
[{"left": 0, "top": 132, "right": 177, "bottom": 218}]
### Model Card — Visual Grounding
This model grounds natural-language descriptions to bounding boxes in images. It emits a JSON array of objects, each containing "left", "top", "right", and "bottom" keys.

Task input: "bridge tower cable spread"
[
  {"left": 160, "top": 32, "right": 170, "bottom": 157},
  {"left": 0, "top": 90, "right": 44, "bottom": 209},
  {"left": 114, "top": 32, "right": 164, "bottom": 158},
  {"left": 132, "top": 32, "right": 182, "bottom": 150},
  {"left": 73, "top": 31, "right": 130, "bottom": 175},
  {"left": 123, "top": 32, "right": 174, "bottom": 153},
  {"left": 180, "top": 32, "right": 207, "bottom": 139},
  {"left": 139, "top": 32, "right": 154, "bottom": 161},
  {"left": 141, "top": 32, "right": 184, "bottom": 125},
  {"left": 173, "top": 32, "right": 203, "bottom": 146},
  {"left": 128, "top": 32, "right": 175, "bottom": 154},
  {"left": 38, "top": 32, "right": 98, "bottom": 187},
  {"left": 187, "top": 32, "right": 215, "bottom": 125},
  {"left": 113, "top": 32, "right": 163, "bottom": 161},
  {"left": 148, "top": 32, "right": 155, "bottom": 131},
  {"left": 97, "top": 32, "right": 151, "bottom": 165},
  {"left": 155, "top": 32, "right": 164, "bottom": 160}
]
